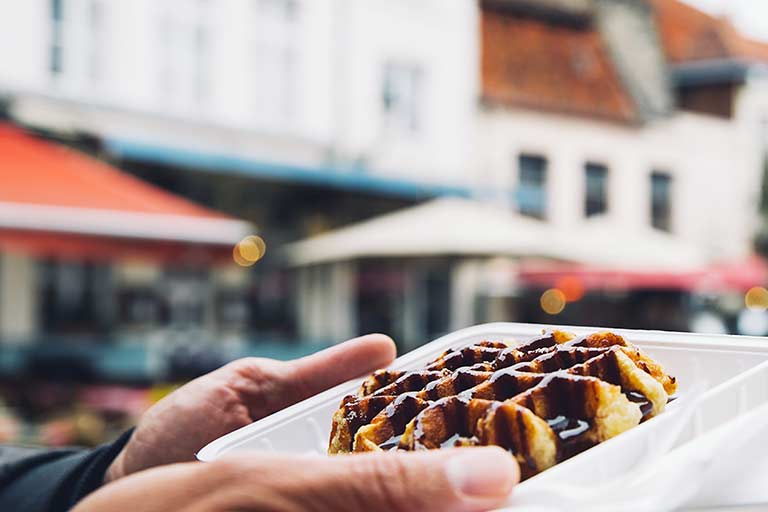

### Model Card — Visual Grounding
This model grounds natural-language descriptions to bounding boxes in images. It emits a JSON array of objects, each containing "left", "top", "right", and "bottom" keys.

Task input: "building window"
[
  {"left": 518, "top": 154, "right": 547, "bottom": 219},
  {"left": 50, "top": 0, "right": 64, "bottom": 75},
  {"left": 156, "top": 2, "right": 212, "bottom": 110},
  {"left": 253, "top": 0, "right": 299, "bottom": 126},
  {"left": 118, "top": 288, "right": 160, "bottom": 326},
  {"left": 585, "top": 162, "right": 608, "bottom": 217},
  {"left": 256, "top": 0, "right": 297, "bottom": 21},
  {"left": 193, "top": 21, "right": 209, "bottom": 104},
  {"left": 87, "top": 0, "right": 104, "bottom": 83},
  {"left": 163, "top": 269, "right": 209, "bottom": 328},
  {"left": 651, "top": 171, "right": 672, "bottom": 231},
  {"left": 156, "top": 14, "right": 176, "bottom": 101},
  {"left": 382, "top": 62, "right": 423, "bottom": 135},
  {"left": 39, "top": 260, "right": 113, "bottom": 335}
]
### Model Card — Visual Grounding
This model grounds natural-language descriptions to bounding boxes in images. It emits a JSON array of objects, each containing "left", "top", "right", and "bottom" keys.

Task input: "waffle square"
[{"left": 329, "top": 330, "right": 677, "bottom": 479}]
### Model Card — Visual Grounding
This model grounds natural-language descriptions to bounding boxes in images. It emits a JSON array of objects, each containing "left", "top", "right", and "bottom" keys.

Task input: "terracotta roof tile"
[
  {"left": 480, "top": 9, "right": 636, "bottom": 122},
  {"left": 650, "top": 0, "right": 768, "bottom": 63},
  {"left": 0, "top": 123, "right": 227, "bottom": 219}
]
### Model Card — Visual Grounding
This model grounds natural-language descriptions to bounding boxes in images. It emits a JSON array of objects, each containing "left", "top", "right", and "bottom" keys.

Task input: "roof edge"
[
  {"left": 479, "top": 96, "right": 642, "bottom": 126},
  {"left": 669, "top": 58, "right": 752, "bottom": 86},
  {"left": 0, "top": 202, "right": 253, "bottom": 245},
  {"left": 481, "top": 0, "right": 593, "bottom": 28}
]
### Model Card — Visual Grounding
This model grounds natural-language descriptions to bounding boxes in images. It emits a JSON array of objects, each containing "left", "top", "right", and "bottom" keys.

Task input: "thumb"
[
  {"left": 218, "top": 447, "right": 519, "bottom": 512},
  {"left": 280, "top": 333, "right": 397, "bottom": 401}
]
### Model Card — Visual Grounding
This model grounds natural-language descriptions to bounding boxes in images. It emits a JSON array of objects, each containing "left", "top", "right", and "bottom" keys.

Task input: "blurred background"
[{"left": 2, "top": 0, "right": 768, "bottom": 447}]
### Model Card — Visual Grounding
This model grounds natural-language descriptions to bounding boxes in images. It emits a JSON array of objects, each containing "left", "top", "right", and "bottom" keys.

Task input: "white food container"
[{"left": 198, "top": 323, "right": 768, "bottom": 511}]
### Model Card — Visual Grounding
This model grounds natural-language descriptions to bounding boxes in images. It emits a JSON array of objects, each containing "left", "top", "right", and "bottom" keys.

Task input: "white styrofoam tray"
[{"left": 198, "top": 323, "right": 768, "bottom": 509}]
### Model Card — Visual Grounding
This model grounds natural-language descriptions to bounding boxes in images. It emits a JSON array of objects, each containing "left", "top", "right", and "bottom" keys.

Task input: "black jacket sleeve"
[{"left": 0, "top": 428, "right": 134, "bottom": 512}]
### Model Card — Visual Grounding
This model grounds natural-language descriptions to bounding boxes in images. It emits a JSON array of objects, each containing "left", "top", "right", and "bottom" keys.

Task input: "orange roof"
[
  {"left": 0, "top": 123, "right": 224, "bottom": 218},
  {"left": 0, "top": 123, "right": 251, "bottom": 248},
  {"left": 480, "top": 9, "right": 636, "bottom": 122},
  {"left": 651, "top": 0, "right": 768, "bottom": 63}
]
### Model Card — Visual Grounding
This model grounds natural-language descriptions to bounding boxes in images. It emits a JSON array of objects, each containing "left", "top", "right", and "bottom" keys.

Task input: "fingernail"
[{"left": 445, "top": 448, "right": 518, "bottom": 499}]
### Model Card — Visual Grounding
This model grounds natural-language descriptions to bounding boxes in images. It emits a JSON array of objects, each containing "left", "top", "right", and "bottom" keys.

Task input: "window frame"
[
  {"left": 50, "top": 0, "right": 64, "bottom": 76},
  {"left": 251, "top": 0, "right": 300, "bottom": 126},
  {"left": 517, "top": 153, "right": 548, "bottom": 220},
  {"left": 650, "top": 170, "right": 673, "bottom": 232},
  {"left": 381, "top": 61, "right": 425, "bottom": 137},
  {"left": 584, "top": 161, "right": 609, "bottom": 218}
]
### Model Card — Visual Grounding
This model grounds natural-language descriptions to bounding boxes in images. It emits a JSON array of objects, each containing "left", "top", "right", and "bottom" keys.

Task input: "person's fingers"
[
  {"left": 78, "top": 447, "right": 519, "bottom": 512},
  {"left": 227, "top": 333, "right": 395, "bottom": 418},
  {"left": 73, "top": 462, "right": 213, "bottom": 512},
  {"left": 213, "top": 446, "right": 520, "bottom": 512},
  {"left": 280, "top": 333, "right": 396, "bottom": 401}
]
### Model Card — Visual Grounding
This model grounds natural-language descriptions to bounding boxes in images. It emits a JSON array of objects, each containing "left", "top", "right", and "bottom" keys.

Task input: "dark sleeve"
[{"left": 0, "top": 428, "right": 134, "bottom": 512}]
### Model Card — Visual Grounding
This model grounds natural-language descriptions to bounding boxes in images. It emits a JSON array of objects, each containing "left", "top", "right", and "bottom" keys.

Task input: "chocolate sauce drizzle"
[{"left": 339, "top": 330, "right": 672, "bottom": 474}]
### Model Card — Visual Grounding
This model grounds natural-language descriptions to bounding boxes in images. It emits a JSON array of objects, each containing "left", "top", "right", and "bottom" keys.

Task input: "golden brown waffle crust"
[{"left": 328, "top": 330, "right": 677, "bottom": 478}]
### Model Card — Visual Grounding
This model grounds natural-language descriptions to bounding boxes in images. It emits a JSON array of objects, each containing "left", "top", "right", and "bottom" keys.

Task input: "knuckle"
[
  {"left": 207, "top": 457, "right": 247, "bottom": 484},
  {"left": 354, "top": 455, "right": 413, "bottom": 512},
  {"left": 226, "top": 356, "right": 264, "bottom": 374},
  {"left": 230, "top": 357, "right": 282, "bottom": 384},
  {"left": 209, "top": 382, "right": 237, "bottom": 402}
]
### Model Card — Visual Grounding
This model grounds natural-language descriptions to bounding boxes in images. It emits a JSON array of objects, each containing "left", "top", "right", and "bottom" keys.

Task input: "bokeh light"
[
  {"left": 745, "top": 286, "right": 768, "bottom": 311},
  {"left": 555, "top": 275, "right": 585, "bottom": 302},
  {"left": 540, "top": 288, "right": 567, "bottom": 315},
  {"left": 233, "top": 235, "right": 267, "bottom": 267}
]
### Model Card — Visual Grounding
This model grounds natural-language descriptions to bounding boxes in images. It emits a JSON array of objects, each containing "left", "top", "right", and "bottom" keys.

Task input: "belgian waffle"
[{"left": 328, "top": 330, "right": 677, "bottom": 479}]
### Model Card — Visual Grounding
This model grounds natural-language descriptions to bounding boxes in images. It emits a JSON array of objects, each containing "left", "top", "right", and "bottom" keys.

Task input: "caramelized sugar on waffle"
[{"left": 328, "top": 330, "right": 677, "bottom": 479}]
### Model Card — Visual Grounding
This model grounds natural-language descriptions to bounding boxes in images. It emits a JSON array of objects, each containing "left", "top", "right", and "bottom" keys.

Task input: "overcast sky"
[{"left": 683, "top": 0, "right": 768, "bottom": 42}]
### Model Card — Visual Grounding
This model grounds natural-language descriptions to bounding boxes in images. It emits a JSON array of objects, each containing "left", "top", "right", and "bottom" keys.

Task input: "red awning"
[
  {"left": 696, "top": 254, "right": 768, "bottom": 293},
  {"left": 518, "top": 261, "right": 703, "bottom": 291},
  {"left": 0, "top": 229, "right": 233, "bottom": 264},
  {"left": 0, "top": 123, "right": 252, "bottom": 262},
  {"left": 518, "top": 255, "right": 768, "bottom": 293}
]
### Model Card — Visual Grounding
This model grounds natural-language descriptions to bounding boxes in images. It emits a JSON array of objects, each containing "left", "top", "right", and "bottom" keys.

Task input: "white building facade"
[
  {"left": 0, "top": 0, "right": 480, "bottom": 195},
  {"left": 478, "top": 107, "right": 756, "bottom": 261},
  {"left": 0, "top": 0, "right": 762, "bottom": 255},
  {"left": 1, "top": 0, "right": 767, "bottom": 347}
]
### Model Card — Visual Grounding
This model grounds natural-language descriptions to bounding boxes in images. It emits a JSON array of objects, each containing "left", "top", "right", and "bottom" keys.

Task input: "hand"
[
  {"left": 79, "top": 447, "right": 519, "bottom": 512},
  {"left": 105, "top": 334, "right": 396, "bottom": 482}
]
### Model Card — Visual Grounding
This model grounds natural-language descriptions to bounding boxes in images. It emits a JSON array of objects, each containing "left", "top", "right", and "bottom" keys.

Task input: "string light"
[
  {"left": 745, "top": 286, "right": 768, "bottom": 311},
  {"left": 233, "top": 235, "right": 267, "bottom": 267},
  {"left": 540, "top": 288, "right": 566, "bottom": 315}
]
